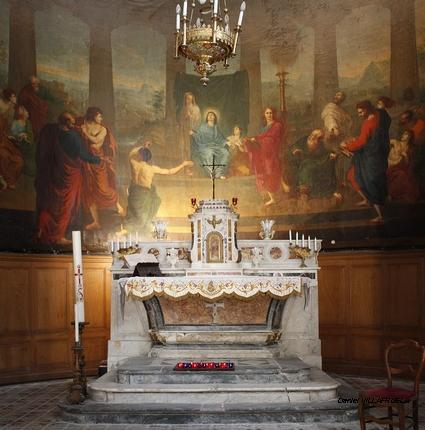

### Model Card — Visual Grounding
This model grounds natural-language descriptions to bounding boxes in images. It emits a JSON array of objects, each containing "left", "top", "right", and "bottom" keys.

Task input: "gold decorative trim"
[{"left": 124, "top": 276, "right": 306, "bottom": 301}]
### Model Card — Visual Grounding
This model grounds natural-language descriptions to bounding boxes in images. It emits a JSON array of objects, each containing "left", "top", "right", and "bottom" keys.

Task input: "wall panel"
[
  {"left": 0, "top": 250, "right": 424, "bottom": 383},
  {"left": 319, "top": 250, "right": 425, "bottom": 376},
  {"left": 0, "top": 254, "right": 111, "bottom": 385},
  {"left": 33, "top": 267, "right": 69, "bottom": 332}
]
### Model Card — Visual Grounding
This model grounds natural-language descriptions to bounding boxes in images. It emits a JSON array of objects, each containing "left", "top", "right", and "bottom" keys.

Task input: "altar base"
[{"left": 60, "top": 357, "right": 357, "bottom": 425}]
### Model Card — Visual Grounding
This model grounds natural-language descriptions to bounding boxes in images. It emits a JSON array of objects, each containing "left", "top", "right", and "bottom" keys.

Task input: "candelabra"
[
  {"left": 174, "top": 0, "right": 246, "bottom": 85},
  {"left": 68, "top": 322, "right": 88, "bottom": 404}
]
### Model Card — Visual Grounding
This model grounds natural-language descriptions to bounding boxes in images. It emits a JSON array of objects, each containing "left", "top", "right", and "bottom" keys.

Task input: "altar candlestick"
[
  {"left": 74, "top": 303, "right": 79, "bottom": 343},
  {"left": 302, "top": 234, "right": 305, "bottom": 247},
  {"left": 289, "top": 230, "right": 292, "bottom": 243},
  {"left": 72, "top": 231, "right": 85, "bottom": 323}
]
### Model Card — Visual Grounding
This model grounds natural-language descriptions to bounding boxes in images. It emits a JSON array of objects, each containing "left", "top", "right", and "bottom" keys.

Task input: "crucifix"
[
  {"left": 74, "top": 265, "right": 84, "bottom": 301},
  {"left": 205, "top": 302, "right": 225, "bottom": 324},
  {"left": 202, "top": 155, "right": 227, "bottom": 199}
]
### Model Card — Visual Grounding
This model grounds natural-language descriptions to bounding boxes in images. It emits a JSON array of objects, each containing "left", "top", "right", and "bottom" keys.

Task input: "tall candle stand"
[{"left": 68, "top": 321, "right": 89, "bottom": 404}]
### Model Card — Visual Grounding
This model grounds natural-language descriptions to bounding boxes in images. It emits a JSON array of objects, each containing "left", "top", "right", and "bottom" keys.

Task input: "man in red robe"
[
  {"left": 79, "top": 107, "right": 123, "bottom": 230},
  {"left": 340, "top": 100, "right": 390, "bottom": 223},
  {"left": 244, "top": 107, "right": 289, "bottom": 206},
  {"left": 19, "top": 76, "right": 48, "bottom": 139},
  {"left": 36, "top": 112, "right": 100, "bottom": 245}
]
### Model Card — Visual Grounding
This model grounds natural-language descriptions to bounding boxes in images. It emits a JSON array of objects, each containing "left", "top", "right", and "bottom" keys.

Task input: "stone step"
[
  {"left": 88, "top": 367, "right": 339, "bottom": 405},
  {"left": 149, "top": 344, "right": 279, "bottom": 359},
  {"left": 117, "top": 357, "right": 310, "bottom": 385},
  {"left": 59, "top": 386, "right": 358, "bottom": 425}
]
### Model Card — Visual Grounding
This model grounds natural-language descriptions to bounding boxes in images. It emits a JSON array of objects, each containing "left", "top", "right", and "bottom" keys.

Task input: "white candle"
[
  {"left": 115, "top": 235, "right": 119, "bottom": 251},
  {"left": 183, "top": 0, "right": 187, "bottom": 16},
  {"left": 314, "top": 238, "right": 318, "bottom": 252},
  {"left": 238, "top": 1, "right": 246, "bottom": 26},
  {"left": 74, "top": 303, "right": 79, "bottom": 343},
  {"left": 213, "top": 0, "right": 218, "bottom": 14},
  {"left": 176, "top": 4, "right": 181, "bottom": 30},
  {"left": 289, "top": 230, "right": 292, "bottom": 243},
  {"left": 109, "top": 240, "right": 114, "bottom": 253},
  {"left": 295, "top": 232, "right": 298, "bottom": 245},
  {"left": 302, "top": 234, "right": 305, "bottom": 247},
  {"left": 72, "top": 231, "right": 85, "bottom": 323},
  {"left": 308, "top": 236, "right": 311, "bottom": 249},
  {"left": 129, "top": 233, "right": 132, "bottom": 246},
  {"left": 136, "top": 231, "right": 139, "bottom": 244}
]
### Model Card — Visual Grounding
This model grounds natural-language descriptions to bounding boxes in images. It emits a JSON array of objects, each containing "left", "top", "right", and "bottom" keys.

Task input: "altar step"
[
  {"left": 60, "top": 357, "right": 358, "bottom": 424},
  {"left": 87, "top": 357, "right": 339, "bottom": 405},
  {"left": 117, "top": 357, "right": 310, "bottom": 385},
  {"left": 60, "top": 385, "right": 358, "bottom": 425},
  {"left": 149, "top": 344, "right": 280, "bottom": 359}
]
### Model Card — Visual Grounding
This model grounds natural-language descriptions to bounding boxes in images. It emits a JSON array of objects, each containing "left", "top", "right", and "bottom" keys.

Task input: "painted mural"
[{"left": 1, "top": 0, "right": 425, "bottom": 251}]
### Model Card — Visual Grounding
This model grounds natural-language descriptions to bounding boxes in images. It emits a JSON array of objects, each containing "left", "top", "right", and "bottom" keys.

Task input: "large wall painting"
[{"left": 1, "top": 0, "right": 425, "bottom": 252}]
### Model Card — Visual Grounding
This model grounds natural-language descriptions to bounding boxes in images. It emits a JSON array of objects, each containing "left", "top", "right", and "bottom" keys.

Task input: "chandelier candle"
[{"left": 72, "top": 231, "right": 85, "bottom": 332}]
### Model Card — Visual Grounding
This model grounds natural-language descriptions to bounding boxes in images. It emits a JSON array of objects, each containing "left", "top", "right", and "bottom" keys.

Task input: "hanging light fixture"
[{"left": 174, "top": 0, "right": 247, "bottom": 86}]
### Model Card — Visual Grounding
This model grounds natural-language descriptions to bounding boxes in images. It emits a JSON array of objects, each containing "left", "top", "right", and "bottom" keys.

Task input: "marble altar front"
[{"left": 107, "top": 199, "right": 322, "bottom": 369}]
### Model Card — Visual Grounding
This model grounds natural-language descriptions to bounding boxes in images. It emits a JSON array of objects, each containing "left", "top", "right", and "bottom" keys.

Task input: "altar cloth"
[{"left": 122, "top": 275, "right": 307, "bottom": 301}]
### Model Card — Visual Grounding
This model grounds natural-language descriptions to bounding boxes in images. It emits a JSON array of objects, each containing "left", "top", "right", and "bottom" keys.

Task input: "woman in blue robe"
[{"left": 191, "top": 111, "right": 229, "bottom": 178}]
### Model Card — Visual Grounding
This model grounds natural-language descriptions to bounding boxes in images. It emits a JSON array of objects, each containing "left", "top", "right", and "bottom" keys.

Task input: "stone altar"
[
  {"left": 64, "top": 200, "right": 357, "bottom": 425},
  {"left": 107, "top": 199, "right": 322, "bottom": 370}
]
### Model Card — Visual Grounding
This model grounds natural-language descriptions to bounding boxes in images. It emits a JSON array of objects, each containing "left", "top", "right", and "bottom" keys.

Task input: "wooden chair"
[{"left": 358, "top": 339, "right": 425, "bottom": 430}]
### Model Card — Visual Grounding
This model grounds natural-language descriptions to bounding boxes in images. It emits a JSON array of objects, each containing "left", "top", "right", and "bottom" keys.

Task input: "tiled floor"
[{"left": 0, "top": 375, "right": 424, "bottom": 429}]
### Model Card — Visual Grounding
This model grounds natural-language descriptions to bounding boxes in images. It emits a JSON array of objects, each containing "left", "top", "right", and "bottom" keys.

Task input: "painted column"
[
  {"left": 389, "top": 0, "right": 419, "bottom": 101},
  {"left": 88, "top": 21, "right": 115, "bottom": 128},
  {"left": 165, "top": 38, "right": 187, "bottom": 161},
  {"left": 165, "top": 38, "right": 186, "bottom": 123},
  {"left": 312, "top": 17, "right": 339, "bottom": 120},
  {"left": 240, "top": 44, "right": 263, "bottom": 136},
  {"left": 8, "top": 0, "right": 37, "bottom": 92}
]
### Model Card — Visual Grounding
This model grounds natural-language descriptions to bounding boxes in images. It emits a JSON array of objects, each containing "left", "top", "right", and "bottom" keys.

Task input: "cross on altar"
[
  {"left": 205, "top": 302, "right": 225, "bottom": 324},
  {"left": 202, "top": 155, "right": 226, "bottom": 199}
]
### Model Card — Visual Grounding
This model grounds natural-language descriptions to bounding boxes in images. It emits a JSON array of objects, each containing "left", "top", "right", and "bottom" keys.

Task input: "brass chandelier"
[{"left": 174, "top": 0, "right": 247, "bottom": 86}]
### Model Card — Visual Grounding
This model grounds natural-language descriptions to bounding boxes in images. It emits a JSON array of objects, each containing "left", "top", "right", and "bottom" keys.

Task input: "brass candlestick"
[{"left": 68, "top": 322, "right": 89, "bottom": 404}]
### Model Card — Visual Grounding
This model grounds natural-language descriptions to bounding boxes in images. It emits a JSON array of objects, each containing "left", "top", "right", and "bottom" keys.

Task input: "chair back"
[{"left": 384, "top": 339, "right": 425, "bottom": 395}]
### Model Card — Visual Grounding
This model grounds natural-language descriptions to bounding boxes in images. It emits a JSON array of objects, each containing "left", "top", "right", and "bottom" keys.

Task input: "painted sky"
[
  {"left": 112, "top": 24, "right": 165, "bottom": 92},
  {"left": 34, "top": 5, "right": 166, "bottom": 92},
  {"left": 336, "top": 4, "right": 390, "bottom": 79},
  {"left": 35, "top": 5, "right": 89, "bottom": 86}
]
